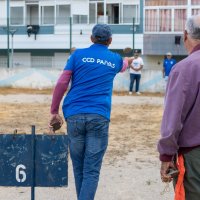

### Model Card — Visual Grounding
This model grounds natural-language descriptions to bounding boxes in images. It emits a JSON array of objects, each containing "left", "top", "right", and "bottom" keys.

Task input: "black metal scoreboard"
[{"left": 0, "top": 126, "right": 68, "bottom": 200}]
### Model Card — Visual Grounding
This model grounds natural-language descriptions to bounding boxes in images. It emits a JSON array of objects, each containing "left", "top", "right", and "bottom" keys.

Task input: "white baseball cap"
[{"left": 166, "top": 52, "right": 172, "bottom": 56}]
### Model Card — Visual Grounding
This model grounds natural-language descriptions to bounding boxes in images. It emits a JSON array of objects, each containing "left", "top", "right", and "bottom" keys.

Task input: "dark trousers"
[
  {"left": 129, "top": 73, "right": 141, "bottom": 92},
  {"left": 173, "top": 147, "right": 200, "bottom": 200}
]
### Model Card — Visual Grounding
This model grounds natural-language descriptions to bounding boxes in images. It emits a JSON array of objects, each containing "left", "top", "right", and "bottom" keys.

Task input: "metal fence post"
[
  {"left": 132, "top": 17, "right": 135, "bottom": 53},
  {"left": 69, "top": 17, "right": 72, "bottom": 54},
  {"left": 7, "top": 0, "right": 10, "bottom": 68},
  {"left": 31, "top": 125, "right": 36, "bottom": 200}
]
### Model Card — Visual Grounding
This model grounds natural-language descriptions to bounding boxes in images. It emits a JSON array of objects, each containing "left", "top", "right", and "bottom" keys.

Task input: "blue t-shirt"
[
  {"left": 62, "top": 44, "right": 123, "bottom": 120},
  {"left": 163, "top": 58, "right": 176, "bottom": 76}
]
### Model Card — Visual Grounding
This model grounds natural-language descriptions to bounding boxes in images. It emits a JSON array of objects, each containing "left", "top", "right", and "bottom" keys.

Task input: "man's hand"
[
  {"left": 160, "top": 161, "right": 176, "bottom": 182},
  {"left": 48, "top": 114, "right": 63, "bottom": 133}
]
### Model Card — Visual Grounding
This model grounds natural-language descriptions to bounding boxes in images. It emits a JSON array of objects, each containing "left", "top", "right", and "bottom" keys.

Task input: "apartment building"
[
  {"left": 143, "top": 0, "right": 200, "bottom": 69},
  {"left": 0, "top": 0, "right": 143, "bottom": 68}
]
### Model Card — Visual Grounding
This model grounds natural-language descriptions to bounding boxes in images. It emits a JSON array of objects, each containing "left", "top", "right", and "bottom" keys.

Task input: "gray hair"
[{"left": 185, "top": 14, "right": 200, "bottom": 40}]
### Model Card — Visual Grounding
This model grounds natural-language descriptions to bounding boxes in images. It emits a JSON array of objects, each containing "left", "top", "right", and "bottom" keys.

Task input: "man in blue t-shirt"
[
  {"left": 163, "top": 52, "right": 176, "bottom": 81},
  {"left": 49, "top": 24, "right": 133, "bottom": 200}
]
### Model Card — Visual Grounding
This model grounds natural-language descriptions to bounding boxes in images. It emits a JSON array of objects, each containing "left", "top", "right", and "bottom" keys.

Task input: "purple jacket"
[{"left": 158, "top": 44, "right": 200, "bottom": 161}]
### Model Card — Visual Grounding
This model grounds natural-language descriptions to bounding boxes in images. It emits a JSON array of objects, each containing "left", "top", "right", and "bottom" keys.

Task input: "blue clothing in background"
[
  {"left": 63, "top": 44, "right": 123, "bottom": 120},
  {"left": 163, "top": 58, "right": 176, "bottom": 76}
]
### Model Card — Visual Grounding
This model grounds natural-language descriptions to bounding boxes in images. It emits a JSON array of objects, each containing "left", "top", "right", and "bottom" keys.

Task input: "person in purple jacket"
[
  {"left": 49, "top": 24, "right": 133, "bottom": 200},
  {"left": 158, "top": 14, "right": 200, "bottom": 199}
]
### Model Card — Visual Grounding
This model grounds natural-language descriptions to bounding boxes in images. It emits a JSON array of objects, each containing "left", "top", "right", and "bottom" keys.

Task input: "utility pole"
[
  {"left": 132, "top": 17, "right": 135, "bottom": 54},
  {"left": 10, "top": 29, "right": 17, "bottom": 68},
  {"left": 7, "top": 0, "right": 10, "bottom": 68},
  {"left": 69, "top": 17, "right": 72, "bottom": 54}
]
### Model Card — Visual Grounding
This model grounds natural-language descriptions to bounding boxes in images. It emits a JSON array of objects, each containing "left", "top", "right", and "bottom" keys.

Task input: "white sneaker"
[
  {"left": 129, "top": 92, "right": 132, "bottom": 95},
  {"left": 136, "top": 92, "right": 141, "bottom": 95}
]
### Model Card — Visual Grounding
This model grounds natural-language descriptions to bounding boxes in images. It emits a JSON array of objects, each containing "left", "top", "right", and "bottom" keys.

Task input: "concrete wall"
[
  {"left": 13, "top": 53, "right": 31, "bottom": 68},
  {"left": 142, "top": 55, "right": 164, "bottom": 70},
  {"left": 0, "top": 31, "right": 143, "bottom": 51},
  {"left": 143, "top": 34, "right": 188, "bottom": 56},
  {"left": 54, "top": 53, "right": 68, "bottom": 68},
  {"left": 0, "top": 68, "right": 165, "bottom": 93},
  {"left": 0, "top": 53, "right": 166, "bottom": 71}
]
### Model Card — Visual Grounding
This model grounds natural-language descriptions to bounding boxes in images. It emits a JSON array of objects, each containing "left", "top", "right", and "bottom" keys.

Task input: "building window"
[
  {"left": 159, "top": 9, "right": 171, "bottom": 31},
  {"left": 107, "top": 4, "right": 120, "bottom": 24},
  {"left": 73, "top": 15, "right": 87, "bottom": 24},
  {"left": 145, "top": 0, "right": 187, "bottom": 6},
  {"left": 123, "top": 5, "right": 139, "bottom": 24},
  {"left": 191, "top": 0, "right": 200, "bottom": 5},
  {"left": 192, "top": 9, "right": 200, "bottom": 15},
  {"left": 89, "top": 2, "right": 107, "bottom": 24},
  {"left": 56, "top": 5, "right": 71, "bottom": 24},
  {"left": 174, "top": 9, "right": 187, "bottom": 32},
  {"left": 97, "top": 2, "right": 105, "bottom": 23},
  {"left": 89, "top": 3, "right": 96, "bottom": 24},
  {"left": 145, "top": 9, "right": 158, "bottom": 32},
  {"left": 26, "top": 5, "right": 39, "bottom": 25},
  {"left": 145, "top": 8, "right": 187, "bottom": 32},
  {"left": 10, "top": 7, "right": 24, "bottom": 25},
  {"left": 89, "top": 2, "right": 139, "bottom": 24},
  {"left": 41, "top": 6, "right": 54, "bottom": 25}
]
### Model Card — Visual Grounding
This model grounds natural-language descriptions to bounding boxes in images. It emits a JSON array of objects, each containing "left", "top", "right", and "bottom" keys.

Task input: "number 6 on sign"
[{"left": 16, "top": 164, "right": 26, "bottom": 183}]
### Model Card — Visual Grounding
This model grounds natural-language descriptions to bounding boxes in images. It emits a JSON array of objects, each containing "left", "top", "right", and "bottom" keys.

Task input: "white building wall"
[
  {"left": 0, "top": 32, "right": 143, "bottom": 51},
  {"left": 106, "top": 0, "right": 140, "bottom": 3},
  {"left": 40, "top": 0, "right": 55, "bottom": 6},
  {"left": 1, "top": 0, "right": 143, "bottom": 50},
  {"left": 110, "top": 34, "right": 143, "bottom": 51},
  {"left": 122, "top": 0, "right": 140, "bottom": 4},
  {"left": 56, "top": 0, "right": 71, "bottom": 4},
  {"left": 71, "top": 0, "right": 89, "bottom": 15},
  {"left": 0, "top": 1, "right": 7, "bottom": 25},
  {"left": 10, "top": 0, "right": 25, "bottom": 7}
]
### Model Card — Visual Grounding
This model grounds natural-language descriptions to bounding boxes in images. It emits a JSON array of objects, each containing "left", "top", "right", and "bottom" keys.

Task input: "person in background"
[
  {"left": 67, "top": 47, "right": 76, "bottom": 61},
  {"left": 129, "top": 49, "right": 144, "bottom": 95},
  {"left": 70, "top": 46, "right": 76, "bottom": 54},
  {"left": 158, "top": 14, "right": 200, "bottom": 200},
  {"left": 49, "top": 24, "right": 133, "bottom": 200},
  {"left": 162, "top": 52, "right": 176, "bottom": 81}
]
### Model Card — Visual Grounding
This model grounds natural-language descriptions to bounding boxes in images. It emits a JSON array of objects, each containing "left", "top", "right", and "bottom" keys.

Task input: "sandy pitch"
[{"left": 0, "top": 89, "right": 173, "bottom": 200}]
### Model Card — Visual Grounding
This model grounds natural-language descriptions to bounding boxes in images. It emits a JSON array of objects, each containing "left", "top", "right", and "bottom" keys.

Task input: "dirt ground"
[{"left": 0, "top": 88, "right": 174, "bottom": 200}]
